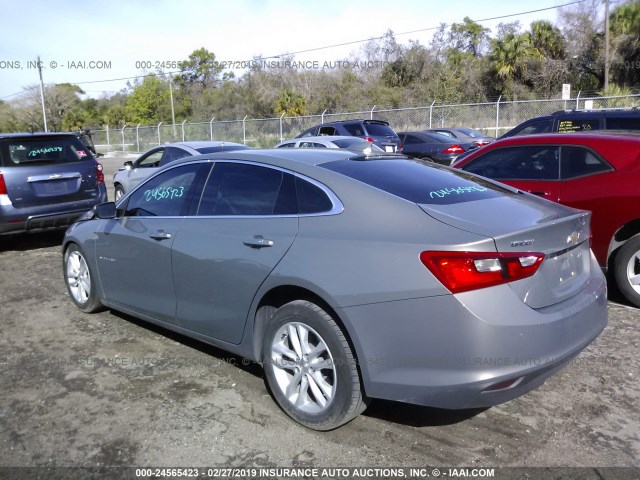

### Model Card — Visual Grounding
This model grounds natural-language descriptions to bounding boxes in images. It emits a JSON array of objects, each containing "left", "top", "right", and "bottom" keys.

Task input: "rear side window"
[
  {"left": 322, "top": 159, "right": 509, "bottom": 205},
  {"left": 557, "top": 117, "right": 600, "bottom": 133},
  {"left": 0, "top": 137, "right": 93, "bottom": 167},
  {"left": 296, "top": 177, "right": 333, "bottom": 213},
  {"left": 342, "top": 123, "right": 365, "bottom": 136},
  {"left": 318, "top": 126, "right": 338, "bottom": 136},
  {"left": 462, "top": 146, "right": 560, "bottom": 180},
  {"left": 560, "top": 147, "right": 612, "bottom": 179},
  {"left": 606, "top": 116, "right": 640, "bottom": 130}
]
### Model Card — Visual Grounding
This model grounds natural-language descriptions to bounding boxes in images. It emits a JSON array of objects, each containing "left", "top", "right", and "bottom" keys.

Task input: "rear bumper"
[
  {"left": 340, "top": 271, "right": 608, "bottom": 409},
  {"left": 0, "top": 186, "right": 107, "bottom": 235}
]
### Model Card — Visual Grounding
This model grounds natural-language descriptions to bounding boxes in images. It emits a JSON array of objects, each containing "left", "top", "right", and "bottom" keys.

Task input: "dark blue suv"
[
  {"left": 0, "top": 133, "right": 108, "bottom": 234},
  {"left": 296, "top": 119, "right": 401, "bottom": 153}
]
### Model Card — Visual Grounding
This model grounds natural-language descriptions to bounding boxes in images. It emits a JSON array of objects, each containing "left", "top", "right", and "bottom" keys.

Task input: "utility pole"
[
  {"left": 169, "top": 76, "right": 176, "bottom": 139},
  {"left": 37, "top": 55, "right": 48, "bottom": 132},
  {"left": 604, "top": 0, "right": 610, "bottom": 91}
]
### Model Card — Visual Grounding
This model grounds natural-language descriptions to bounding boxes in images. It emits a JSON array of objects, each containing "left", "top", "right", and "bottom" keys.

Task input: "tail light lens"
[
  {"left": 443, "top": 145, "right": 465, "bottom": 155},
  {"left": 420, "top": 251, "right": 545, "bottom": 294},
  {"left": 96, "top": 163, "right": 104, "bottom": 184},
  {"left": 398, "top": 143, "right": 404, "bottom": 152},
  {"left": 0, "top": 173, "right": 7, "bottom": 195},
  {"left": 364, "top": 137, "right": 374, "bottom": 143}
]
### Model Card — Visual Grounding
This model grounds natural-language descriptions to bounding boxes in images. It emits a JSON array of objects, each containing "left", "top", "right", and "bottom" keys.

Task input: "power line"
[{"left": 1, "top": 0, "right": 587, "bottom": 101}]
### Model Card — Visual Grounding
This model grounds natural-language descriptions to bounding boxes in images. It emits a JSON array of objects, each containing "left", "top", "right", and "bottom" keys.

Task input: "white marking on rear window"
[{"left": 429, "top": 185, "right": 488, "bottom": 198}]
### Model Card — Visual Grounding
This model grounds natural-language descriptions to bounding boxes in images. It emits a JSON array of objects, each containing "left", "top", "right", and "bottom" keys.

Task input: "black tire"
[
  {"left": 262, "top": 300, "right": 367, "bottom": 430},
  {"left": 114, "top": 184, "right": 125, "bottom": 201},
  {"left": 63, "top": 243, "right": 103, "bottom": 313},
  {"left": 614, "top": 236, "right": 640, "bottom": 307}
]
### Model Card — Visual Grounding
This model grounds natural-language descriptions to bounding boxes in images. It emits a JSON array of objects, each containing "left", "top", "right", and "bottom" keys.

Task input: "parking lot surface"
[{"left": 0, "top": 153, "right": 638, "bottom": 472}]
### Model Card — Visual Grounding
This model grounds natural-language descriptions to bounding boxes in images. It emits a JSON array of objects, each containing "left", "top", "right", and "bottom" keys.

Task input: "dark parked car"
[
  {"left": 63, "top": 148, "right": 606, "bottom": 430},
  {"left": 501, "top": 108, "right": 640, "bottom": 138},
  {"left": 398, "top": 131, "right": 477, "bottom": 164},
  {"left": 113, "top": 141, "right": 250, "bottom": 199},
  {"left": 296, "top": 119, "right": 400, "bottom": 153},
  {"left": 425, "top": 128, "right": 495, "bottom": 147},
  {"left": 453, "top": 131, "right": 640, "bottom": 307},
  {"left": 0, "top": 133, "right": 107, "bottom": 235}
]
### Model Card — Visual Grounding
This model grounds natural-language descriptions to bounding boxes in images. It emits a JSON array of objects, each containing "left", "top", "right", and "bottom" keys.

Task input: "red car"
[{"left": 453, "top": 132, "right": 640, "bottom": 306}]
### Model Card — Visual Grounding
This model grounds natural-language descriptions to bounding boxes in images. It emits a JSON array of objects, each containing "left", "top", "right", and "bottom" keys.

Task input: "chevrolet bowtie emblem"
[{"left": 567, "top": 231, "right": 581, "bottom": 244}]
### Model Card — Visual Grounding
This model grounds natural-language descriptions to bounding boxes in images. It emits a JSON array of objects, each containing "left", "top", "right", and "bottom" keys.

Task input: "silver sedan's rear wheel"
[
  {"left": 262, "top": 300, "right": 367, "bottom": 430},
  {"left": 271, "top": 322, "right": 337, "bottom": 414},
  {"left": 64, "top": 244, "right": 103, "bottom": 313},
  {"left": 614, "top": 235, "right": 640, "bottom": 308}
]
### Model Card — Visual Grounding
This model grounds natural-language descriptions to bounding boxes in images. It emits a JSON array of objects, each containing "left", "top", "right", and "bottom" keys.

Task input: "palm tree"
[{"left": 529, "top": 20, "right": 566, "bottom": 60}]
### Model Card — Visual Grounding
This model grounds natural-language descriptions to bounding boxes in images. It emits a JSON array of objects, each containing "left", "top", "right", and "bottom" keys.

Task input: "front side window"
[
  {"left": 198, "top": 162, "right": 298, "bottom": 216},
  {"left": 124, "top": 163, "right": 206, "bottom": 217},
  {"left": 137, "top": 150, "right": 164, "bottom": 168},
  {"left": 512, "top": 120, "right": 553, "bottom": 136},
  {"left": 461, "top": 146, "right": 560, "bottom": 180}
]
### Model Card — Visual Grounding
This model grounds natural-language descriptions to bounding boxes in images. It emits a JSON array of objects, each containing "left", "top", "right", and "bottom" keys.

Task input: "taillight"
[
  {"left": 0, "top": 173, "right": 7, "bottom": 195},
  {"left": 442, "top": 145, "right": 465, "bottom": 155},
  {"left": 364, "top": 137, "right": 374, "bottom": 143},
  {"left": 420, "top": 251, "right": 545, "bottom": 294},
  {"left": 398, "top": 143, "right": 404, "bottom": 152},
  {"left": 96, "top": 163, "right": 104, "bottom": 184}
]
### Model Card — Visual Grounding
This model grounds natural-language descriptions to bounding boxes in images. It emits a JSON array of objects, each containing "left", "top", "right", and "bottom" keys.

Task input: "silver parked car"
[
  {"left": 112, "top": 141, "right": 249, "bottom": 200},
  {"left": 63, "top": 149, "right": 607, "bottom": 430},
  {"left": 275, "top": 135, "right": 385, "bottom": 154}
]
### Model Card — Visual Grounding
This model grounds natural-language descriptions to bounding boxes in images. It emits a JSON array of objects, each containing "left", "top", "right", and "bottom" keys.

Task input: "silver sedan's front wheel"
[
  {"left": 262, "top": 300, "right": 367, "bottom": 430},
  {"left": 271, "top": 322, "right": 336, "bottom": 414},
  {"left": 64, "top": 244, "right": 102, "bottom": 313}
]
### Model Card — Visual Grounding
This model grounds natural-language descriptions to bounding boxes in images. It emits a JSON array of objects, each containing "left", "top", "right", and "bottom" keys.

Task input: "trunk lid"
[{"left": 421, "top": 194, "right": 592, "bottom": 308}]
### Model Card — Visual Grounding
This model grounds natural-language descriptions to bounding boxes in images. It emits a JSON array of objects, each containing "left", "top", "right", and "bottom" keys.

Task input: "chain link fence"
[{"left": 92, "top": 94, "right": 640, "bottom": 153}]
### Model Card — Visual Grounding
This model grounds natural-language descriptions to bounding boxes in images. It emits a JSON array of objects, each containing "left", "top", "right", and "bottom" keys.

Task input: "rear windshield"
[
  {"left": 0, "top": 137, "right": 93, "bottom": 167},
  {"left": 321, "top": 158, "right": 510, "bottom": 205},
  {"left": 364, "top": 123, "right": 397, "bottom": 137},
  {"left": 332, "top": 138, "right": 366, "bottom": 148}
]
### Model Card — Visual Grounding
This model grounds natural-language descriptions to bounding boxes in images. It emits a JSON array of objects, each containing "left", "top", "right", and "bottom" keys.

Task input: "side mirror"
[
  {"left": 124, "top": 160, "right": 133, "bottom": 170},
  {"left": 93, "top": 202, "right": 117, "bottom": 219}
]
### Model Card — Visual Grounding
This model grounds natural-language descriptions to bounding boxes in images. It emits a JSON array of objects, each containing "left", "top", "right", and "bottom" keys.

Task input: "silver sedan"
[
  {"left": 275, "top": 135, "right": 384, "bottom": 154},
  {"left": 112, "top": 141, "right": 249, "bottom": 200},
  {"left": 63, "top": 149, "right": 607, "bottom": 430}
]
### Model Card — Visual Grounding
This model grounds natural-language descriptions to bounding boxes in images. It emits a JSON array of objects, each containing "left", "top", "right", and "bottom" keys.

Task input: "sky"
[{"left": 0, "top": 0, "right": 579, "bottom": 101}]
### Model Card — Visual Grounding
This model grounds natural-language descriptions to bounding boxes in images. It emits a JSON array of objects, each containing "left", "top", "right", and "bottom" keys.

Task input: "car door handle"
[
  {"left": 243, "top": 235, "right": 274, "bottom": 248},
  {"left": 149, "top": 231, "right": 172, "bottom": 240}
]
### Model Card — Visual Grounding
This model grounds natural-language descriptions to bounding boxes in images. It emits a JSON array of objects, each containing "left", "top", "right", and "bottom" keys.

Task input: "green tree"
[
  {"left": 125, "top": 75, "right": 171, "bottom": 124},
  {"left": 178, "top": 47, "right": 224, "bottom": 90},
  {"left": 274, "top": 89, "right": 308, "bottom": 116}
]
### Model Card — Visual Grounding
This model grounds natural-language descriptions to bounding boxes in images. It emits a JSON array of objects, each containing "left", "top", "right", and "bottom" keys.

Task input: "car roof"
[
  {"left": 0, "top": 132, "right": 77, "bottom": 139},
  {"left": 169, "top": 147, "right": 402, "bottom": 172},
  {"left": 172, "top": 141, "right": 245, "bottom": 149}
]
